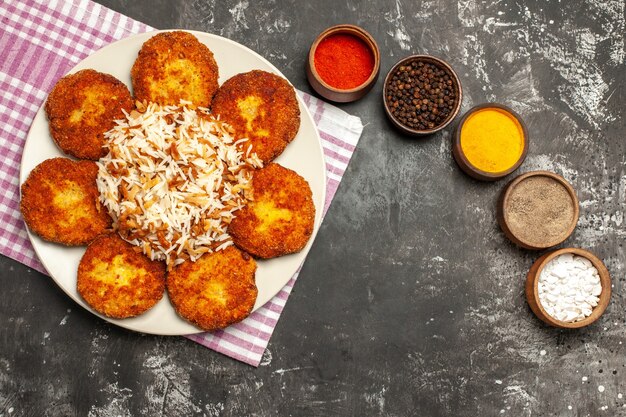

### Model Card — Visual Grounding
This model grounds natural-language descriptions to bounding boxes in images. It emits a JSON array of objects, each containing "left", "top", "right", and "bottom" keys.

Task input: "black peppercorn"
[{"left": 385, "top": 59, "right": 458, "bottom": 131}]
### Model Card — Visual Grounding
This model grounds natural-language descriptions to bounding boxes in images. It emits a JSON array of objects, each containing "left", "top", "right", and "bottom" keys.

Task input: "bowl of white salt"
[{"left": 525, "top": 248, "right": 611, "bottom": 329}]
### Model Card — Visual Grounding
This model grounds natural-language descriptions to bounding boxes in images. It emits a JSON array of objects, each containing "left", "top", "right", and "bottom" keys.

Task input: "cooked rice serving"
[{"left": 96, "top": 100, "right": 262, "bottom": 267}]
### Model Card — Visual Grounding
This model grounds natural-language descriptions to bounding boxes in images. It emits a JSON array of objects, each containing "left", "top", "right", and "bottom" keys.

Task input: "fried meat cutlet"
[
  {"left": 77, "top": 233, "right": 166, "bottom": 319},
  {"left": 20, "top": 158, "right": 112, "bottom": 246},
  {"left": 210, "top": 70, "right": 300, "bottom": 163},
  {"left": 167, "top": 246, "right": 257, "bottom": 331},
  {"left": 131, "top": 31, "right": 219, "bottom": 108},
  {"left": 228, "top": 163, "right": 315, "bottom": 259},
  {"left": 45, "top": 69, "right": 133, "bottom": 160}
]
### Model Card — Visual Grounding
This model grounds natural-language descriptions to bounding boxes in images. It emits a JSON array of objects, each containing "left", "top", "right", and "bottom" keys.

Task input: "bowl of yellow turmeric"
[{"left": 452, "top": 103, "right": 528, "bottom": 181}]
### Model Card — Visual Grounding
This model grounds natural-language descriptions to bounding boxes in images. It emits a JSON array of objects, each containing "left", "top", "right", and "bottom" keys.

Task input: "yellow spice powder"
[{"left": 460, "top": 107, "right": 525, "bottom": 173}]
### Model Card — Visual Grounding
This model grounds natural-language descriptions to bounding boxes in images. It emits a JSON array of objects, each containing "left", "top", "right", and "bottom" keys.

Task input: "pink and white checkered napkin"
[{"left": 0, "top": 0, "right": 363, "bottom": 366}]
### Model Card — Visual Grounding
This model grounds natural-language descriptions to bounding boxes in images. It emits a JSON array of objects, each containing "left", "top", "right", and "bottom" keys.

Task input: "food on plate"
[
  {"left": 23, "top": 30, "right": 319, "bottom": 332},
  {"left": 211, "top": 70, "right": 300, "bottom": 163},
  {"left": 45, "top": 69, "right": 133, "bottom": 160},
  {"left": 167, "top": 246, "right": 257, "bottom": 331},
  {"left": 20, "top": 157, "right": 112, "bottom": 246},
  {"left": 96, "top": 101, "right": 262, "bottom": 267},
  {"left": 131, "top": 31, "right": 219, "bottom": 108},
  {"left": 228, "top": 162, "right": 315, "bottom": 259},
  {"left": 77, "top": 233, "right": 166, "bottom": 319}
]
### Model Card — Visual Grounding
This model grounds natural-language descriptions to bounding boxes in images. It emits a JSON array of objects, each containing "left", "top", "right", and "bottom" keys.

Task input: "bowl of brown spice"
[
  {"left": 383, "top": 55, "right": 462, "bottom": 136},
  {"left": 497, "top": 171, "right": 580, "bottom": 250}
]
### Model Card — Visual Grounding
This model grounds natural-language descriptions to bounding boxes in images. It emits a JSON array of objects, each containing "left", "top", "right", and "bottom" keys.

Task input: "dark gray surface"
[{"left": 1, "top": 1, "right": 625, "bottom": 416}]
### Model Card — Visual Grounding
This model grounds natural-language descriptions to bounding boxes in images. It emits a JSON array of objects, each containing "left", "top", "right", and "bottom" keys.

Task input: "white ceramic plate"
[{"left": 20, "top": 30, "right": 326, "bottom": 335}]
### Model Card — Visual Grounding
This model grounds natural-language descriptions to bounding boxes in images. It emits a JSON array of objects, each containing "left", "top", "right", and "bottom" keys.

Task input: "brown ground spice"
[{"left": 505, "top": 176, "right": 575, "bottom": 246}]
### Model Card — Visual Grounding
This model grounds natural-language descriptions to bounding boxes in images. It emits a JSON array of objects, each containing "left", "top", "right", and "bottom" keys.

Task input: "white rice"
[{"left": 96, "top": 100, "right": 262, "bottom": 267}]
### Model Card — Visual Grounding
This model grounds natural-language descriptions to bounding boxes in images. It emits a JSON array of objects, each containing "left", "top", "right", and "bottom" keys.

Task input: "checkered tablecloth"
[{"left": 0, "top": 0, "right": 363, "bottom": 366}]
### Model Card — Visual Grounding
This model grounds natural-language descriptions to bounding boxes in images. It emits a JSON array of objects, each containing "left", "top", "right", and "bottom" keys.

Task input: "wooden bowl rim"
[
  {"left": 307, "top": 24, "right": 381, "bottom": 94},
  {"left": 382, "top": 54, "right": 463, "bottom": 136},
  {"left": 452, "top": 103, "right": 528, "bottom": 181},
  {"left": 499, "top": 170, "right": 580, "bottom": 249},
  {"left": 526, "top": 247, "right": 611, "bottom": 329}
]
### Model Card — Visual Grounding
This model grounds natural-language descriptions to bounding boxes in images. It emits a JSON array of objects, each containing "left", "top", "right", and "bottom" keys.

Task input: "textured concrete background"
[{"left": 1, "top": 0, "right": 624, "bottom": 416}]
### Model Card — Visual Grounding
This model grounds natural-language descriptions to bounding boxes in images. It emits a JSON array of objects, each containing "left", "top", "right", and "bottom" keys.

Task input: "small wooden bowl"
[
  {"left": 306, "top": 24, "right": 380, "bottom": 103},
  {"left": 526, "top": 247, "right": 611, "bottom": 329},
  {"left": 497, "top": 171, "right": 579, "bottom": 250},
  {"left": 382, "top": 55, "right": 462, "bottom": 136},
  {"left": 452, "top": 103, "right": 528, "bottom": 181}
]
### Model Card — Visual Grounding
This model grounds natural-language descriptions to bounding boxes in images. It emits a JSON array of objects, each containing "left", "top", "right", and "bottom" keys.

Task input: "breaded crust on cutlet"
[
  {"left": 131, "top": 31, "right": 219, "bottom": 108},
  {"left": 45, "top": 69, "right": 133, "bottom": 160},
  {"left": 20, "top": 158, "right": 112, "bottom": 246},
  {"left": 77, "top": 233, "right": 166, "bottom": 319},
  {"left": 210, "top": 70, "right": 300, "bottom": 163},
  {"left": 167, "top": 246, "right": 257, "bottom": 331},
  {"left": 228, "top": 163, "right": 315, "bottom": 259}
]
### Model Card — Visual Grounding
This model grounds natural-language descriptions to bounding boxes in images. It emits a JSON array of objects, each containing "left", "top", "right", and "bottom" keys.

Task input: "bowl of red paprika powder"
[{"left": 306, "top": 24, "right": 380, "bottom": 103}]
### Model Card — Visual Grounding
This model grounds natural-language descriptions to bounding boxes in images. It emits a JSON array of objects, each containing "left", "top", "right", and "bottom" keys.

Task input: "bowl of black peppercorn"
[{"left": 383, "top": 55, "right": 462, "bottom": 136}]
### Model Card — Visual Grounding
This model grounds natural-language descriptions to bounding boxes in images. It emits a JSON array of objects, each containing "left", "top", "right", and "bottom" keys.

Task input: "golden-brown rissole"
[
  {"left": 20, "top": 157, "right": 112, "bottom": 246},
  {"left": 77, "top": 233, "right": 166, "bottom": 319},
  {"left": 167, "top": 246, "right": 257, "bottom": 331},
  {"left": 228, "top": 163, "right": 315, "bottom": 259},
  {"left": 210, "top": 70, "right": 300, "bottom": 163},
  {"left": 45, "top": 69, "right": 133, "bottom": 160},
  {"left": 131, "top": 31, "right": 219, "bottom": 108}
]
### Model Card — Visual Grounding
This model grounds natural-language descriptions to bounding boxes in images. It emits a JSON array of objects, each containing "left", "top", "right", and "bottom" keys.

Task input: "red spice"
[{"left": 314, "top": 33, "right": 374, "bottom": 90}]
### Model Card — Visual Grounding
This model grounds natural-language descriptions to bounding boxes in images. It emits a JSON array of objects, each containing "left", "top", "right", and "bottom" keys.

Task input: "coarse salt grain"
[
  {"left": 97, "top": 101, "right": 262, "bottom": 267},
  {"left": 538, "top": 254, "right": 602, "bottom": 323},
  {"left": 599, "top": 385, "right": 605, "bottom": 393}
]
